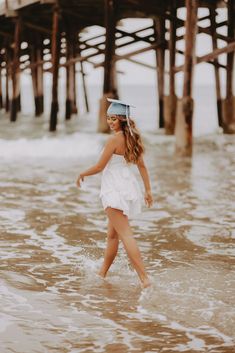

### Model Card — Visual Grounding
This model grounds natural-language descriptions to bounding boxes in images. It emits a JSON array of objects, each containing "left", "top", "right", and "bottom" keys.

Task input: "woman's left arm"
[
  {"left": 136, "top": 155, "right": 153, "bottom": 207},
  {"left": 76, "top": 136, "right": 117, "bottom": 188}
]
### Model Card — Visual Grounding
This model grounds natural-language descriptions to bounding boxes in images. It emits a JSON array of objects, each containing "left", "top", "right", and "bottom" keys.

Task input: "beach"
[{"left": 0, "top": 85, "right": 235, "bottom": 352}]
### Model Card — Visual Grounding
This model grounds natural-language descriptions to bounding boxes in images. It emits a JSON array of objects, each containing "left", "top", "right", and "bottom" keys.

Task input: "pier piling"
[
  {"left": 49, "top": 5, "right": 60, "bottom": 132},
  {"left": 154, "top": 16, "right": 166, "bottom": 129},
  {"left": 210, "top": 6, "right": 223, "bottom": 128},
  {"left": 65, "top": 28, "right": 74, "bottom": 121},
  {"left": 99, "top": 0, "right": 117, "bottom": 133},
  {"left": 4, "top": 45, "right": 10, "bottom": 112},
  {"left": 0, "top": 58, "right": 3, "bottom": 109},
  {"left": 166, "top": 1, "right": 177, "bottom": 135},
  {"left": 10, "top": 17, "right": 21, "bottom": 122},
  {"left": 223, "top": 0, "right": 235, "bottom": 133},
  {"left": 0, "top": 0, "right": 234, "bottom": 153},
  {"left": 175, "top": 0, "right": 198, "bottom": 156}
]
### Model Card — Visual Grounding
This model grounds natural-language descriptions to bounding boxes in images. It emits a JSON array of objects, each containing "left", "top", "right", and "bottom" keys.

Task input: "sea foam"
[{"left": 0, "top": 132, "right": 106, "bottom": 159}]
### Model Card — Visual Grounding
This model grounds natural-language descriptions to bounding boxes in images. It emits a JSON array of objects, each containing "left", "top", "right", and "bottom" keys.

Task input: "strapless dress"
[{"left": 100, "top": 153, "right": 142, "bottom": 218}]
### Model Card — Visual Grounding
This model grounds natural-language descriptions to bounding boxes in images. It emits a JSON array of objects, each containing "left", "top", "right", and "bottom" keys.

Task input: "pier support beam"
[
  {"left": 36, "top": 40, "right": 44, "bottom": 116},
  {"left": 154, "top": 16, "right": 165, "bottom": 129},
  {"left": 0, "top": 61, "right": 3, "bottom": 109},
  {"left": 49, "top": 6, "right": 60, "bottom": 131},
  {"left": 10, "top": 17, "right": 21, "bottom": 122},
  {"left": 78, "top": 34, "right": 89, "bottom": 113},
  {"left": 210, "top": 6, "right": 223, "bottom": 128},
  {"left": 80, "top": 56, "right": 89, "bottom": 113},
  {"left": 99, "top": 0, "right": 118, "bottom": 133},
  {"left": 65, "top": 30, "right": 75, "bottom": 120},
  {"left": 4, "top": 45, "right": 10, "bottom": 112},
  {"left": 222, "top": 0, "right": 235, "bottom": 133},
  {"left": 71, "top": 38, "right": 78, "bottom": 115},
  {"left": 65, "top": 29, "right": 78, "bottom": 120},
  {"left": 31, "top": 37, "right": 44, "bottom": 117},
  {"left": 165, "top": 2, "right": 177, "bottom": 135},
  {"left": 175, "top": 0, "right": 198, "bottom": 155}
]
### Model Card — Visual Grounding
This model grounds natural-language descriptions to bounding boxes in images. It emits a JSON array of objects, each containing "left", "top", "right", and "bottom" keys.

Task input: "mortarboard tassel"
[{"left": 126, "top": 105, "right": 134, "bottom": 137}]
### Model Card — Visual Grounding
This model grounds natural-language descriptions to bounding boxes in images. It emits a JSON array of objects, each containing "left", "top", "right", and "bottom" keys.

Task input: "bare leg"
[
  {"left": 98, "top": 220, "right": 119, "bottom": 278},
  {"left": 105, "top": 207, "right": 151, "bottom": 288}
]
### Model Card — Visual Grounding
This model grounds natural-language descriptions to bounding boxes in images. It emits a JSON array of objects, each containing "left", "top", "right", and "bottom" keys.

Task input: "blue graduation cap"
[
  {"left": 107, "top": 98, "right": 135, "bottom": 116},
  {"left": 107, "top": 98, "right": 135, "bottom": 136}
]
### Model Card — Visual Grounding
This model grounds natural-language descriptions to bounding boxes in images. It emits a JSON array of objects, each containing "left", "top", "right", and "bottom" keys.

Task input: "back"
[{"left": 113, "top": 133, "right": 126, "bottom": 156}]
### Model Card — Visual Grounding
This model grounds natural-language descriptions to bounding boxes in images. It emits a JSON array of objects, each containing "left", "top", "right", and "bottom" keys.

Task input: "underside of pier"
[{"left": 0, "top": 0, "right": 234, "bottom": 155}]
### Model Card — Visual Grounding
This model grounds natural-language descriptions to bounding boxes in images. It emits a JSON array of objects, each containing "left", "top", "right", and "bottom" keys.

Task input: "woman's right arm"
[
  {"left": 76, "top": 136, "right": 117, "bottom": 188},
  {"left": 137, "top": 155, "right": 153, "bottom": 208}
]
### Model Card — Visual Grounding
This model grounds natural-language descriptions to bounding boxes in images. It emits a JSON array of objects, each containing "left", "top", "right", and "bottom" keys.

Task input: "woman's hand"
[
  {"left": 144, "top": 190, "right": 153, "bottom": 208},
  {"left": 76, "top": 174, "right": 84, "bottom": 188}
]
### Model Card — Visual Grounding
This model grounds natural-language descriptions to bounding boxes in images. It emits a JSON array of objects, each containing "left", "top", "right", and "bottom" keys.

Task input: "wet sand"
[{"left": 0, "top": 120, "right": 234, "bottom": 352}]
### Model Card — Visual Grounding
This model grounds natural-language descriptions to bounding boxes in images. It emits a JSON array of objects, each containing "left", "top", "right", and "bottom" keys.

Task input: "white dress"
[{"left": 100, "top": 153, "right": 143, "bottom": 218}]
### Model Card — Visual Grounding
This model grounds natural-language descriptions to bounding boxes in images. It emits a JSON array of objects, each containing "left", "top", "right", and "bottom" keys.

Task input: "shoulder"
[
  {"left": 105, "top": 135, "right": 119, "bottom": 147},
  {"left": 102, "top": 135, "right": 119, "bottom": 154}
]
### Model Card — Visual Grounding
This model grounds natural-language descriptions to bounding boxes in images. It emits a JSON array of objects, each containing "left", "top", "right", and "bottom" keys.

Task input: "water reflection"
[{"left": 0, "top": 133, "right": 234, "bottom": 352}]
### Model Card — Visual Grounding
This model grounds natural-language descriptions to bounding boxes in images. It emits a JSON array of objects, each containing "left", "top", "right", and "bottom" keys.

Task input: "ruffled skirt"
[{"left": 100, "top": 163, "right": 142, "bottom": 218}]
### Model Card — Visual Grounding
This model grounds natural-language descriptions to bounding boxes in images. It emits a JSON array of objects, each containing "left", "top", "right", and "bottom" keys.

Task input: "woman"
[{"left": 77, "top": 99, "right": 153, "bottom": 288}]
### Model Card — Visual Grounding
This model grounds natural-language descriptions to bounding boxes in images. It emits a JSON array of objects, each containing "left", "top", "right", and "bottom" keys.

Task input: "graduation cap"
[{"left": 107, "top": 98, "right": 135, "bottom": 136}]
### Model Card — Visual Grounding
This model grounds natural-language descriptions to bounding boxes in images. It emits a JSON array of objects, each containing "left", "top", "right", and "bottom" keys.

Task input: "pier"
[{"left": 0, "top": 0, "right": 234, "bottom": 155}]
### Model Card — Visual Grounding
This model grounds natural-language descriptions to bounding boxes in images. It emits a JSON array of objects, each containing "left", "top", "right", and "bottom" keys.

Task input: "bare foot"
[
  {"left": 141, "top": 277, "right": 151, "bottom": 288},
  {"left": 97, "top": 271, "right": 106, "bottom": 279}
]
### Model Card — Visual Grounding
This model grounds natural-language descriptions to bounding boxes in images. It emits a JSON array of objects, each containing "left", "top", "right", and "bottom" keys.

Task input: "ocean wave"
[
  {"left": 0, "top": 129, "right": 234, "bottom": 160},
  {"left": 0, "top": 132, "right": 106, "bottom": 159}
]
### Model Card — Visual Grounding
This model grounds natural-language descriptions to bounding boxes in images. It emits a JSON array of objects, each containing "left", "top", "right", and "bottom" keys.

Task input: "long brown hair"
[{"left": 118, "top": 116, "right": 145, "bottom": 164}]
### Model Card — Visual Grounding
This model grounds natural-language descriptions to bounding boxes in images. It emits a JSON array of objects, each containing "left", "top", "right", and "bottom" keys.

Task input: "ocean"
[{"left": 0, "top": 84, "right": 234, "bottom": 352}]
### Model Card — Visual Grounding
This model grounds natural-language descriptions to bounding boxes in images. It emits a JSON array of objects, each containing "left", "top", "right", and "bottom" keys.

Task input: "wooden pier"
[{"left": 0, "top": 0, "right": 234, "bottom": 155}]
